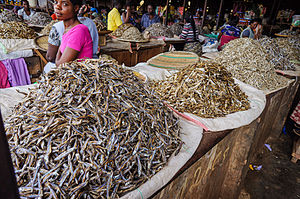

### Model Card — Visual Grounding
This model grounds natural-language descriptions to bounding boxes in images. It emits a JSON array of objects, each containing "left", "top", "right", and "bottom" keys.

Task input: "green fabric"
[{"left": 160, "top": 55, "right": 198, "bottom": 59}]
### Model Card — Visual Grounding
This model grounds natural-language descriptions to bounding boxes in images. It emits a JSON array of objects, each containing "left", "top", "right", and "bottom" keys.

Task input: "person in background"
[
  {"left": 107, "top": 0, "right": 123, "bottom": 31},
  {"left": 12, "top": 6, "right": 21, "bottom": 15},
  {"left": 78, "top": 3, "right": 91, "bottom": 17},
  {"left": 121, "top": 2, "right": 141, "bottom": 30},
  {"left": 18, "top": 0, "right": 35, "bottom": 21},
  {"left": 254, "top": 18, "right": 262, "bottom": 39},
  {"left": 100, "top": 8, "right": 108, "bottom": 24},
  {"left": 50, "top": 0, "right": 93, "bottom": 66},
  {"left": 141, "top": 5, "right": 160, "bottom": 30},
  {"left": 218, "top": 15, "right": 241, "bottom": 50},
  {"left": 179, "top": 12, "right": 202, "bottom": 56},
  {"left": 90, "top": 7, "right": 99, "bottom": 19},
  {"left": 240, "top": 19, "right": 258, "bottom": 39}
]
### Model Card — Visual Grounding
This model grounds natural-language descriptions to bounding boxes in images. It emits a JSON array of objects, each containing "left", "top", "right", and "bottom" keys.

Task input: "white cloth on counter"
[
  {"left": 0, "top": 50, "right": 33, "bottom": 61},
  {"left": 43, "top": 62, "right": 56, "bottom": 74},
  {"left": 0, "top": 39, "right": 37, "bottom": 54}
]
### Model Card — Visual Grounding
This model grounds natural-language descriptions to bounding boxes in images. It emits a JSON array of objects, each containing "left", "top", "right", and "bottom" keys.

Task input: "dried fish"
[
  {"left": 258, "top": 36, "right": 296, "bottom": 70},
  {"left": 6, "top": 57, "right": 182, "bottom": 198},
  {"left": 40, "top": 20, "right": 59, "bottom": 35},
  {"left": 278, "top": 29, "right": 298, "bottom": 36},
  {"left": 111, "top": 23, "right": 134, "bottom": 37},
  {"left": 0, "top": 10, "right": 21, "bottom": 23},
  {"left": 119, "top": 27, "right": 146, "bottom": 42},
  {"left": 0, "top": 22, "right": 36, "bottom": 39},
  {"left": 93, "top": 17, "right": 107, "bottom": 33},
  {"left": 144, "top": 23, "right": 174, "bottom": 38},
  {"left": 27, "top": 12, "right": 52, "bottom": 26},
  {"left": 169, "top": 23, "right": 183, "bottom": 36},
  {"left": 215, "top": 38, "right": 289, "bottom": 91},
  {"left": 150, "top": 61, "right": 250, "bottom": 118},
  {"left": 274, "top": 37, "right": 300, "bottom": 62}
]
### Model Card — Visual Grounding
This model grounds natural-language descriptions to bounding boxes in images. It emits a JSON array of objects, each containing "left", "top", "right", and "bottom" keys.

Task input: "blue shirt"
[
  {"left": 221, "top": 25, "right": 241, "bottom": 37},
  {"left": 141, "top": 13, "right": 160, "bottom": 28}
]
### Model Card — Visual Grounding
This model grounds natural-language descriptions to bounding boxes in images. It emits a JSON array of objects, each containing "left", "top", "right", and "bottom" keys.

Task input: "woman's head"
[
  {"left": 22, "top": 0, "right": 29, "bottom": 10},
  {"left": 54, "top": 0, "right": 82, "bottom": 21}
]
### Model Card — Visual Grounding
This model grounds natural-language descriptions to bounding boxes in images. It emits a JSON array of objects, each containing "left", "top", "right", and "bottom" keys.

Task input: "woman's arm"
[{"left": 55, "top": 47, "right": 80, "bottom": 66}]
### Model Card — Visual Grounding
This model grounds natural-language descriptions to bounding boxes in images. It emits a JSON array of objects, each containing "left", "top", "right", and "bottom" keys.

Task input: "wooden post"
[
  {"left": 164, "top": 0, "right": 169, "bottom": 26},
  {"left": 200, "top": 0, "right": 208, "bottom": 30},
  {"left": 182, "top": 0, "right": 186, "bottom": 19},
  {"left": 216, "top": 0, "right": 224, "bottom": 30}
]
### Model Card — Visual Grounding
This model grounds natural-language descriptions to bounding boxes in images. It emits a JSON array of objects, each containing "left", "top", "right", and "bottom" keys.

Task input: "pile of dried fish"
[
  {"left": 215, "top": 38, "right": 289, "bottom": 91},
  {"left": 274, "top": 37, "right": 300, "bottom": 61},
  {"left": 0, "top": 9, "right": 21, "bottom": 23},
  {"left": 111, "top": 23, "right": 134, "bottom": 37},
  {"left": 119, "top": 27, "right": 146, "bottom": 42},
  {"left": 40, "top": 20, "right": 59, "bottom": 35},
  {"left": 278, "top": 29, "right": 298, "bottom": 36},
  {"left": 150, "top": 62, "right": 250, "bottom": 118},
  {"left": 169, "top": 23, "right": 183, "bottom": 36},
  {"left": 288, "top": 35, "right": 300, "bottom": 50},
  {"left": 258, "top": 36, "right": 296, "bottom": 70},
  {"left": 144, "top": 23, "right": 174, "bottom": 38},
  {"left": 6, "top": 58, "right": 181, "bottom": 198},
  {"left": 27, "top": 12, "right": 52, "bottom": 26},
  {"left": 0, "top": 22, "right": 36, "bottom": 39},
  {"left": 93, "top": 17, "right": 107, "bottom": 33}
]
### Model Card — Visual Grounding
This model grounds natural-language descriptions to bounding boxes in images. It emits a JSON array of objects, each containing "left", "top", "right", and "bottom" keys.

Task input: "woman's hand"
[{"left": 55, "top": 47, "right": 79, "bottom": 66}]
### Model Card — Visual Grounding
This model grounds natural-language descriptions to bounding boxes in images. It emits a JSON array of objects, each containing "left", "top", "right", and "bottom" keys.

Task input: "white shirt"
[
  {"left": 53, "top": 17, "right": 99, "bottom": 58},
  {"left": 17, "top": 8, "right": 35, "bottom": 20}
]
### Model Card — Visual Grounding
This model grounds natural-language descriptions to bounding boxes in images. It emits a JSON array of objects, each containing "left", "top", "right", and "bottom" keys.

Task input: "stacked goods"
[
  {"left": 40, "top": 20, "right": 59, "bottom": 35},
  {"left": 275, "top": 37, "right": 300, "bottom": 61},
  {"left": 111, "top": 23, "right": 134, "bottom": 37},
  {"left": 6, "top": 58, "right": 182, "bottom": 198},
  {"left": 27, "top": 12, "right": 52, "bottom": 26},
  {"left": 118, "top": 27, "right": 147, "bottom": 42},
  {"left": 258, "top": 37, "right": 296, "bottom": 70},
  {"left": 93, "top": 17, "right": 107, "bottom": 33},
  {"left": 144, "top": 23, "right": 174, "bottom": 38},
  {"left": 0, "top": 22, "right": 36, "bottom": 39},
  {"left": 150, "top": 62, "right": 250, "bottom": 118},
  {"left": 169, "top": 23, "right": 183, "bottom": 36},
  {"left": 0, "top": 10, "right": 21, "bottom": 23},
  {"left": 215, "top": 38, "right": 289, "bottom": 91}
]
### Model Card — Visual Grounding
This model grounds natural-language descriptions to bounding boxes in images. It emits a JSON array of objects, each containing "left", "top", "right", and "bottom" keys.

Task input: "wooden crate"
[{"left": 25, "top": 56, "right": 42, "bottom": 83}]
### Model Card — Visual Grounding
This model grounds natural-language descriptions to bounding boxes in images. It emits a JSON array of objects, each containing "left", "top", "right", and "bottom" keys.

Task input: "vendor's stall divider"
[{"left": 152, "top": 78, "right": 298, "bottom": 199}]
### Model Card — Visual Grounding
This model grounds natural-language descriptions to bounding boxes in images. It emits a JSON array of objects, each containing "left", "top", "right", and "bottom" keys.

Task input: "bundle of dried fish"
[
  {"left": 144, "top": 23, "right": 174, "bottom": 38},
  {"left": 288, "top": 35, "right": 300, "bottom": 50},
  {"left": 274, "top": 37, "right": 300, "bottom": 61},
  {"left": 27, "top": 12, "right": 52, "bottom": 26},
  {"left": 111, "top": 23, "right": 134, "bottom": 37},
  {"left": 119, "top": 27, "right": 146, "bottom": 42},
  {"left": 93, "top": 17, "right": 107, "bottom": 33},
  {"left": 150, "top": 62, "right": 250, "bottom": 118},
  {"left": 215, "top": 38, "right": 289, "bottom": 91},
  {"left": 6, "top": 58, "right": 181, "bottom": 198},
  {"left": 40, "top": 20, "right": 59, "bottom": 35},
  {"left": 0, "top": 9, "right": 21, "bottom": 23},
  {"left": 258, "top": 37, "right": 295, "bottom": 70},
  {"left": 0, "top": 22, "right": 36, "bottom": 39},
  {"left": 169, "top": 23, "right": 183, "bottom": 36},
  {"left": 278, "top": 29, "right": 298, "bottom": 36}
]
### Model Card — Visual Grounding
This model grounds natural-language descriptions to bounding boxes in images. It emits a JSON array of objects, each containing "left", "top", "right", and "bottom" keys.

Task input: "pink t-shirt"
[{"left": 60, "top": 24, "right": 93, "bottom": 59}]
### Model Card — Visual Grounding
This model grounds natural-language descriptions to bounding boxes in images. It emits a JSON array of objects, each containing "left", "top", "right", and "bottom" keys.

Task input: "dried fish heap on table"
[
  {"left": 288, "top": 35, "right": 300, "bottom": 50},
  {"left": 27, "top": 12, "right": 52, "bottom": 26},
  {"left": 274, "top": 37, "right": 300, "bottom": 62},
  {"left": 93, "top": 17, "right": 107, "bottom": 33},
  {"left": 0, "top": 22, "right": 36, "bottom": 39},
  {"left": 278, "top": 29, "right": 298, "bottom": 36},
  {"left": 5, "top": 58, "right": 182, "bottom": 198},
  {"left": 144, "top": 23, "right": 174, "bottom": 38},
  {"left": 111, "top": 23, "right": 134, "bottom": 37},
  {"left": 215, "top": 38, "right": 289, "bottom": 91},
  {"left": 169, "top": 23, "right": 183, "bottom": 36},
  {"left": 119, "top": 27, "right": 146, "bottom": 42},
  {"left": 40, "top": 20, "right": 59, "bottom": 35},
  {"left": 258, "top": 36, "right": 296, "bottom": 70},
  {"left": 150, "top": 62, "right": 250, "bottom": 118},
  {"left": 0, "top": 10, "right": 21, "bottom": 23}
]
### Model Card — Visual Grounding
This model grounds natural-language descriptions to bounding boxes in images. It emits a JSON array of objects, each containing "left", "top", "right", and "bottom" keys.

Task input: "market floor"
[{"left": 239, "top": 120, "right": 300, "bottom": 199}]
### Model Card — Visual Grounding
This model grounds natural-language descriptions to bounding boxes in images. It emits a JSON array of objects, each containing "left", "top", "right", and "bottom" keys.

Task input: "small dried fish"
[
  {"left": 215, "top": 38, "right": 289, "bottom": 91},
  {"left": 27, "top": 12, "right": 52, "bottom": 26},
  {"left": 278, "top": 29, "right": 298, "bottom": 36},
  {"left": 40, "top": 20, "right": 59, "bottom": 35},
  {"left": 6, "top": 57, "right": 182, "bottom": 198},
  {"left": 144, "top": 23, "right": 174, "bottom": 38},
  {"left": 0, "top": 22, "right": 36, "bottom": 39},
  {"left": 119, "top": 27, "right": 146, "bottom": 42},
  {"left": 111, "top": 23, "right": 134, "bottom": 37},
  {"left": 93, "top": 17, "right": 107, "bottom": 33},
  {"left": 274, "top": 37, "right": 300, "bottom": 62},
  {"left": 169, "top": 23, "right": 183, "bottom": 36},
  {"left": 0, "top": 10, "right": 21, "bottom": 23},
  {"left": 150, "top": 61, "right": 250, "bottom": 118}
]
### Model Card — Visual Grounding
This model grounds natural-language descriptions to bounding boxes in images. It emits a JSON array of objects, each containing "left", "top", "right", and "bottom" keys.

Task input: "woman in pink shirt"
[{"left": 54, "top": 0, "right": 93, "bottom": 66}]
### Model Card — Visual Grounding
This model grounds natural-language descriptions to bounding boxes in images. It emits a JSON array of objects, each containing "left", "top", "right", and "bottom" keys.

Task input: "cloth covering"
[
  {"left": 0, "top": 50, "right": 33, "bottom": 61},
  {"left": 0, "top": 39, "right": 36, "bottom": 54},
  {"left": 0, "top": 61, "right": 10, "bottom": 88},
  {"left": 1, "top": 58, "right": 31, "bottom": 87}
]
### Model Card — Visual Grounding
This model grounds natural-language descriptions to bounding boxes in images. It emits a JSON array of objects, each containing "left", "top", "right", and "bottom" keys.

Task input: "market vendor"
[
  {"left": 17, "top": 0, "right": 35, "bottom": 21},
  {"left": 107, "top": 0, "right": 123, "bottom": 31},
  {"left": 217, "top": 16, "right": 241, "bottom": 50},
  {"left": 179, "top": 12, "right": 202, "bottom": 56},
  {"left": 50, "top": 0, "right": 93, "bottom": 66},
  {"left": 240, "top": 19, "right": 259, "bottom": 39},
  {"left": 121, "top": 2, "right": 141, "bottom": 30},
  {"left": 141, "top": 5, "right": 160, "bottom": 30}
]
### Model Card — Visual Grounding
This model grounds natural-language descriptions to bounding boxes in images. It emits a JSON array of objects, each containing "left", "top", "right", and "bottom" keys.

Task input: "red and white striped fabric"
[{"left": 291, "top": 101, "right": 300, "bottom": 126}]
